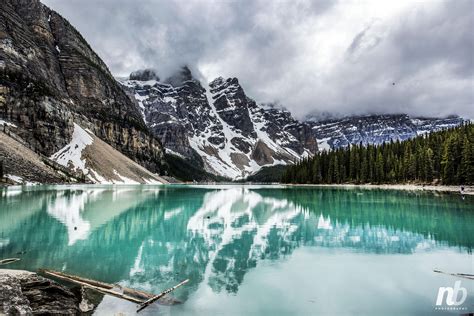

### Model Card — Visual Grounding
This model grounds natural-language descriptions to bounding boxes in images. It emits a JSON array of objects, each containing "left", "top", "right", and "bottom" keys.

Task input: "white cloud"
[{"left": 43, "top": 0, "right": 474, "bottom": 119}]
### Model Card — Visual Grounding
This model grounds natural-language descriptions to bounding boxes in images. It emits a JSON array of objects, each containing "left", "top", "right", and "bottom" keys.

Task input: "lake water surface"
[{"left": 0, "top": 185, "right": 473, "bottom": 315}]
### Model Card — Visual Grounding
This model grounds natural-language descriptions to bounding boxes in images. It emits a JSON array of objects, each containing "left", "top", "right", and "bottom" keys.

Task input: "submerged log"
[
  {"left": 41, "top": 269, "right": 113, "bottom": 289},
  {"left": 0, "top": 258, "right": 20, "bottom": 265},
  {"left": 137, "top": 279, "right": 189, "bottom": 313},
  {"left": 40, "top": 269, "right": 144, "bottom": 304},
  {"left": 39, "top": 269, "right": 183, "bottom": 306},
  {"left": 433, "top": 269, "right": 474, "bottom": 280}
]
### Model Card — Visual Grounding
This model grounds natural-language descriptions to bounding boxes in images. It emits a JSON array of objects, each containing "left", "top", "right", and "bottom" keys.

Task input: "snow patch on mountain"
[
  {"left": 317, "top": 137, "right": 332, "bottom": 151},
  {"left": 50, "top": 123, "right": 166, "bottom": 184},
  {"left": 51, "top": 123, "right": 93, "bottom": 172},
  {"left": 0, "top": 119, "right": 17, "bottom": 127}
]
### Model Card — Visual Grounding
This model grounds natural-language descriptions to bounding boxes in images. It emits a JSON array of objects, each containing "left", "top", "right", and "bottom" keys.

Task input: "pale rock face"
[{"left": 119, "top": 67, "right": 318, "bottom": 179}]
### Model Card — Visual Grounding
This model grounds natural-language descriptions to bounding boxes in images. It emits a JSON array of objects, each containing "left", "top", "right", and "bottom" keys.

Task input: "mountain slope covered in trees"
[{"left": 282, "top": 124, "right": 474, "bottom": 185}]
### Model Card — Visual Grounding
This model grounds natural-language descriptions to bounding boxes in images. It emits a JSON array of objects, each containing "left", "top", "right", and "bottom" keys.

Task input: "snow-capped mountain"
[
  {"left": 306, "top": 114, "right": 464, "bottom": 150},
  {"left": 119, "top": 68, "right": 465, "bottom": 178},
  {"left": 119, "top": 67, "right": 317, "bottom": 179}
]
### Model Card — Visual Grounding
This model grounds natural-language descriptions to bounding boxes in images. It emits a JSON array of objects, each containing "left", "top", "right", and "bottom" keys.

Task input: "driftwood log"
[
  {"left": 39, "top": 269, "right": 185, "bottom": 307},
  {"left": 0, "top": 258, "right": 20, "bottom": 265}
]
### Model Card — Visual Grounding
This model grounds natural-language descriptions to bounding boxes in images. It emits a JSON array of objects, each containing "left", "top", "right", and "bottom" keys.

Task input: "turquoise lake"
[{"left": 0, "top": 185, "right": 473, "bottom": 315}]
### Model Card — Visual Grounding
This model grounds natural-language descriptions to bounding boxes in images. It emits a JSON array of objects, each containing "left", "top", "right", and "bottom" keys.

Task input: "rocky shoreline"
[
  {"left": 0, "top": 269, "right": 99, "bottom": 315},
  {"left": 285, "top": 183, "right": 474, "bottom": 195}
]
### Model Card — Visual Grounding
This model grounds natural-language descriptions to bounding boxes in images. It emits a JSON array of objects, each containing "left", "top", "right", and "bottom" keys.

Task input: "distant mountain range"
[
  {"left": 120, "top": 69, "right": 465, "bottom": 179},
  {"left": 0, "top": 0, "right": 466, "bottom": 183},
  {"left": 306, "top": 114, "right": 465, "bottom": 150}
]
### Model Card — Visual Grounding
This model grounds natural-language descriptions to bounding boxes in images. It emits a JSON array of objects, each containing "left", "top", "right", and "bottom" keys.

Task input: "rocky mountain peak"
[
  {"left": 208, "top": 76, "right": 254, "bottom": 136},
  {"left": 209, "top": 76, "right": 225, "bottom": 87},
  {"left": 209, "top": 76, "right": 239, "bottom": 89},
  {"left": 119, "top": 72, "right": 318, "bottom": 179},
  {"left": 209, "top": 77, "right": 243, "bottom": 96}
]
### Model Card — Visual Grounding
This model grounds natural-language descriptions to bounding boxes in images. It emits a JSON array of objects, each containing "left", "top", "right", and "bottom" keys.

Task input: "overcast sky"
[{"left": 43, "top": 0, "right": 473, "bottom": 119}]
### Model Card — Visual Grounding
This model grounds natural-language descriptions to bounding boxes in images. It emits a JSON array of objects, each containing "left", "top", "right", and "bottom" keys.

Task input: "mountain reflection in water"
[{"left": 0, "top": 185, "right": 472, "bottom": 301}]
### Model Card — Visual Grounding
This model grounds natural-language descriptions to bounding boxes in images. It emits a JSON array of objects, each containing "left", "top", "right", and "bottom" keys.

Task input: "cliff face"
[{"left": 0, "top": 0, "right": 164, "bottom": 172}]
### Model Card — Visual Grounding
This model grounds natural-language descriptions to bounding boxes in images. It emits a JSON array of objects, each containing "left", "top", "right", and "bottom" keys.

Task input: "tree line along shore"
[{"left": 282, "top": 123, "right": 474, "bottom": 186}]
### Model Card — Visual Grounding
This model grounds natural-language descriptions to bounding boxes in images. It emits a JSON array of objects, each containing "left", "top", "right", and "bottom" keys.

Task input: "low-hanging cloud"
[{"left": 43, "top": 0, "right": 473, "bottom": 119}]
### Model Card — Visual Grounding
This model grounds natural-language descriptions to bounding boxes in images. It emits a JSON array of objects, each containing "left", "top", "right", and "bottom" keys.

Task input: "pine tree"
[
  {"left": 331, "top": 154, "right": 340, "bottom": 183},
  {"left": 349, "top": 146, "right": 357, "bottom": 180},
  {"left": 403, "top": 146, "right": 411, "bottom": 181},
  {"left": 368, "top": 146, "right": 375, "bottom": 182},
  {"left": 360, "top": 150, "right": 368, "bottom": 183},
  {"left": 424, "top": 147, "right": 434, "bottom": 183},
  {"left": 459, "top": 135, "right": 474, "bottom": 184},
  {"left": 375, "top": 151, "right": 384, "bottom": 183},
  {"left": 441, "top": 135, "right": 458, "bottom": 184}
]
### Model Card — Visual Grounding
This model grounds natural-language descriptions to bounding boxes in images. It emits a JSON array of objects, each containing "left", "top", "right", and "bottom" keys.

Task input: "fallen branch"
[
  {"left": 40, "top": 269, "right": 183, "bottom": 306},
  {"left": 137, "top": 279, "right": 189, "bottom": 313},
  {"left": 41, "top": 269, "right": 114, "bottom": 289},
  {"left": 40, "top": 269, "right": 144, "bottom": 303},
  {"left": 433, "top": 269, "right": 474, "bottom": 280},
  {"left": 0, "top": 258, "right": 20, "bottom": 265}
]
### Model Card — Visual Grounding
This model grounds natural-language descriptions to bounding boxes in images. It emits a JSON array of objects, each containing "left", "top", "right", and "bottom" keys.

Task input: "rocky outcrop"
[
  {"left": 210, "top": 77, "right": 256, "bottom": 137},
  {"left": 0, "top": 130, "right": 71, "bottom": 184},
  {"left": 251, "top": 141, "right": 274, "bottom": 165},
  {"left": 119, "top": 67, "right": 318, "bottom": 179},
  {"left": 0, "top": 0, "right": 164, "bottom": 174},
  {"left": 0, "top": 270, "right": 81, "bottom": 315}
]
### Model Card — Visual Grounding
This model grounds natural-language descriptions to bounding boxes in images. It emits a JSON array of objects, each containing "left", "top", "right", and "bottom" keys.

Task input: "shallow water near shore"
[{"left": 1, "top": 184, "right": 473, "bottom": 315}]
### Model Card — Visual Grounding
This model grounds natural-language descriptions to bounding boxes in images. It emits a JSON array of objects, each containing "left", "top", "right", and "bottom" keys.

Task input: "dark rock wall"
[{"left": 0, "top": 0, "right": 164, "bottom": 172}]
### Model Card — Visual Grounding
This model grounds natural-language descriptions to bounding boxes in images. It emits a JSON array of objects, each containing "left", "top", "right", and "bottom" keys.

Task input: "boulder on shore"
[{"left": 0, "top": 269, "right": 93, "bottom": 315}]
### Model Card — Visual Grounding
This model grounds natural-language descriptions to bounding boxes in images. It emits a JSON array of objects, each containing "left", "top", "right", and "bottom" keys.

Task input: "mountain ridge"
[
  {"left": 120, "top": 68, "right": 465, "bottom": 179},
  {"left": 306, "top": 113, "right": 464, "bottom": 150},
  {"left": 119, "top": 68, "right": 318, "bottom": 179}
]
